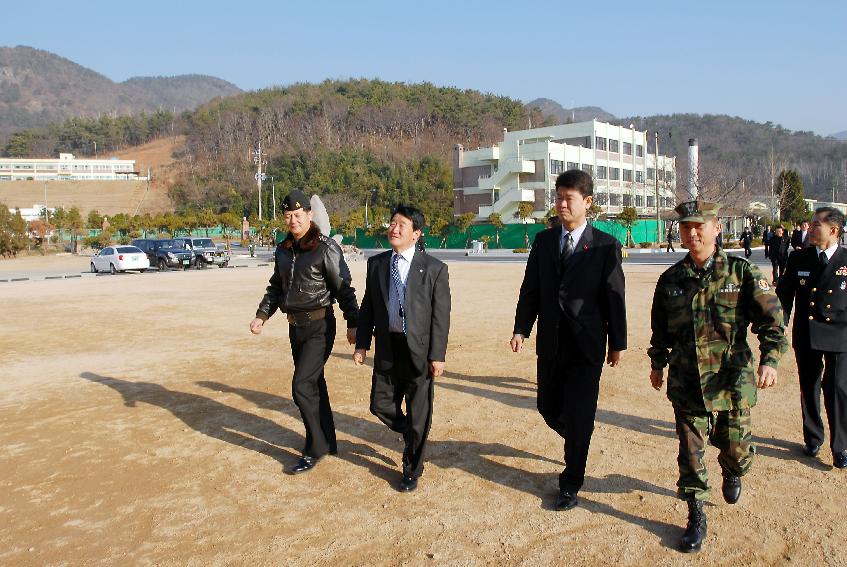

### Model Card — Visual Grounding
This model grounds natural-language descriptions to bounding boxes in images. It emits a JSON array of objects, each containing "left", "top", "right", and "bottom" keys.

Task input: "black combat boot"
[
  {"left": 679, "top": 500, "right": 707, "bottom": 553},
  {"left": 721, "top": 473, "right": 741, "bottom": 504}
]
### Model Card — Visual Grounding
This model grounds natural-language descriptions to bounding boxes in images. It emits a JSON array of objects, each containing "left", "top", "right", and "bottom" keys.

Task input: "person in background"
[
  {"left": 763, "top": 225, "right": 774, "bottom": 259},
  {"left": 666, "top": 227, "right": 676, "bottom": 253},
  {"left": 739, "top": 226, "right": 753, "bottom": 258},
  {"left": 770, "top": 225, "right": 790, "bottom": 283}
]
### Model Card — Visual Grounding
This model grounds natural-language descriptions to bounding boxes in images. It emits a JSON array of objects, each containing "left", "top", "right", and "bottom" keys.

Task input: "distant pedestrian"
[
  {"left": 739, "top": 227, "right": 753, "bottom": 258},
  {"left": 763, "top": 225, "right": 773, "bottom": 258},
  {"left": 769, "top": 226, "right": 790, "bottom": 283},
  {"left": 666, "top": 228, "right": 676, "bottom": 253}
]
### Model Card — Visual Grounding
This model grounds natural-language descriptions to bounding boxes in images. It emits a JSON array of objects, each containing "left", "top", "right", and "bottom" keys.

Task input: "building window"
[
  {"left": 636, "top": 144, "right": 644, "bottom": 157},
  {"left": 595, "top": 193, "right": 608, "bottom": 205},
  {"left": 609, "top": 139, "right": 619, "bottom": 153},
  {"left": 647, "top": 167, "right": 655, "bottom": 180},
  {"left": 622, "top": 142, "right": 632, "bottom": 155},
  {"left": 635, "top": 170, "right": 644, "bottom": 183},
  {"left": 550, "top": 159, "right": 564, "bottom": 175},
  {"left": 596, "top": 166, "right": 607, "bottom": 179},
  {"left": 636, "top": 195, "right": 644, "bottom": 207},
  {"left": 610, "top": 167, "right": 620, "bottom": 181},
  {"left": 582, "top": 164, "right": 594, "bottom": 176},
  {"left": 609, "top": 193, "right": 621, "bottom": 206},
  {"left": 595, "top": 136, "right": 607, "bottom": 151},
  {"left": 566, "top": 161, "right": 579, "bottom": 171},
  {"left": 623, "top": 194, "right": 632, "bottom": 206},
  {"left": 647, "top": 196, "right": 655, "bottom": 207},
  {"left": 666, "top": 171, "right": 675, "bottom": 183},
  {"left": 657, "top": 170, "right": 665, "bottom": 181},
  {"left": 623, "top": 169, "right": 632, "bottom": 182}
]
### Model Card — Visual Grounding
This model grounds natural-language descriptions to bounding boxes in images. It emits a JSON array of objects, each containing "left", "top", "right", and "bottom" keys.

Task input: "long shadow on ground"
[{"left": 197, "top": 379, "right": 680, "bottom": 549}]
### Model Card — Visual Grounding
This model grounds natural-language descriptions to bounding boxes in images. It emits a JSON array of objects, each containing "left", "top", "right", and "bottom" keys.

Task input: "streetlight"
[
  {"left": 365, "top": 188, "right": 377, "bottom": 228},
  {"left": 253, "top": 143, "right": 267, "bottom": 220},
  {"left": 271, "top": 175, "right": 276, "bottom": 220}
]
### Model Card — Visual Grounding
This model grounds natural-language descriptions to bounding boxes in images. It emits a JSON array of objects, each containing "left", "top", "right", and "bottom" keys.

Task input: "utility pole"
[
  {"left": 655, "top": 131, "right": 661, "bottom": 244},
  {"left": 253, "top": 143, "right": 267, "bottom": 221},
  {"left": 271, "top": 175, "right": 276, "bottom": 220}
]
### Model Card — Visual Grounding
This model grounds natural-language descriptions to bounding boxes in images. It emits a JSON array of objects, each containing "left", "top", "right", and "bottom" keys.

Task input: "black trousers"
[
  {"left": 771, "top": 258, "right": 787, "bottom": 282},
  {"left": 795, "top": 347, "right": 847, "bottom": 453},
  {"left": 288, "top": 310, "right": 337, "bottom": 458},
  {"left": 537, "top": 324, "right": 604, "bottom": 492},
  {"left": 370, "top": 333, "right": 434, "bottom": 478}
]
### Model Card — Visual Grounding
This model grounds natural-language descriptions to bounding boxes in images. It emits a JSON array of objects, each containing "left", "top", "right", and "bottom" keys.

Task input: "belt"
[{"left": 287, "top": 307, "right": 327, "bottom": 326}]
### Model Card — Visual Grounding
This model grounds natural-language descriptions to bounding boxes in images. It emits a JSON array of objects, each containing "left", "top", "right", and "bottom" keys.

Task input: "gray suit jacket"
[{"left": 356, "top": 249, "right": 451, "bottom": 375}]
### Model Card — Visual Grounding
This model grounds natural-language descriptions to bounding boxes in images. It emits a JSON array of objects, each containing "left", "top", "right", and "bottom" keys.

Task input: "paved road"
[{"left": 1, "top": 247, "right": 779, "bottom": 283}]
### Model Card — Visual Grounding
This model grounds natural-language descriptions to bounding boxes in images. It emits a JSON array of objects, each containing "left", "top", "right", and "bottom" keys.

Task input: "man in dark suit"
[
  {"left": 770, "top": 225, "right": 791, "bottom": 283},
  {"left": 777, "top": 207, "right": 847, "bottom": 468},
  {"left": 791, "top": 221, "right": 810, "bottom": 250},
  {"left": 354, "top": 204, "right": 451, "bottom": 492},
  {"left": 511, "top": 169, "right": 627, "bottom": 510}
]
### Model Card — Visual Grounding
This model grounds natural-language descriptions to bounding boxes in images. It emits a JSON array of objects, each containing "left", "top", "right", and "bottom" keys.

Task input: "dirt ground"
[{"left": 0, "top": 259, "right": 844, "bottom": 566}]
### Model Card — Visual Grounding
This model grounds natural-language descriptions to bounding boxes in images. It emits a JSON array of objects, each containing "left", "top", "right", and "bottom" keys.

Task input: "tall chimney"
[{"left": 687, "top": 138, "right": 699, "bottom": 200}]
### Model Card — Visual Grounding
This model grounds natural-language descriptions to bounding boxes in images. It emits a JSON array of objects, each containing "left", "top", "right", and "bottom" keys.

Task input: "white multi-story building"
[
  {"left": 453, "top": 120, "right": 677, "bottom": 222},
  {"left": 0, "top": 153, "right": 140, "bottom": 181}
]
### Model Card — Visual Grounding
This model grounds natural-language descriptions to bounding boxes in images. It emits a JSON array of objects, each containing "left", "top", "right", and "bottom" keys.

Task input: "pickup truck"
[
  {"left": 172, "top": 237, "right": 230, "bottom": 268},
  {"left": 132, "top": 239, "right": 193, "bottom": 270}
]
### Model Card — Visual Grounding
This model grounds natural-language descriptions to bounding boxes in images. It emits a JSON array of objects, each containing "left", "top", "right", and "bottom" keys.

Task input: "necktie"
[
  {"left": 819, "top": 251, "right": 828, "bottom": 266},
  {"left": 560, "top": 233, "right": 574, "bottom": 265},
  {"left": 391, "top": 254, "right": 406, "bottom": 332}
]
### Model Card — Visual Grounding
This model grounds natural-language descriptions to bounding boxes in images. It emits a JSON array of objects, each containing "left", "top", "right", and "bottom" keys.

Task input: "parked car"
[
  {"left": 172, "top": 237, "right": 230, "bottom": 268},
  {"left": 90, "top": 246, "right": 150, "bottom": 274},
  {"left": 132, "top": 238, "right": 193, "bottom": 271}
]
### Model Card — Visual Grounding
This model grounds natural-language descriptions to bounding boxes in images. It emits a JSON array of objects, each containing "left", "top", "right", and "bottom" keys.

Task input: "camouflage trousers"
[{"left": 674, "top": 407, "right": 754, "bottom": 501}]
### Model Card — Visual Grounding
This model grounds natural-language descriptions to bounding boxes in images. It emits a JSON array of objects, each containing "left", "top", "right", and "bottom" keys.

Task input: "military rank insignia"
[
  {"left": 800, "top": 279, "right": 807, "bottom": 286},
  {"left": 836, "top": 266, "right": 847, "bottom": 276},
  {"left": 758, "top": 279, "right": 771, "bottom": 291}
]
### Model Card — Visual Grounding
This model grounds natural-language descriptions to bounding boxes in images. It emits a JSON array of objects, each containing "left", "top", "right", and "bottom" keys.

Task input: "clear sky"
[{"left": 5, "top": 0, "right": 845, "bottom": 135}]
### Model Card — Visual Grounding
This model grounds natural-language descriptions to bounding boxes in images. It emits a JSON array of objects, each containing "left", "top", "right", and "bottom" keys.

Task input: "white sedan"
[{"left": 90, "top": 246, "right": 150, "bottom": 274}]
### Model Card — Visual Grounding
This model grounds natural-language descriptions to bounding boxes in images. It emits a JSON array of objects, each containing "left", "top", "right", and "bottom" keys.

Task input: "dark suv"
[
  {"left": 132, "top": 239, "right": 193, "bottom": 271},
  {"left": 172, "top": 237, "right": 230, "bottom": 268}
]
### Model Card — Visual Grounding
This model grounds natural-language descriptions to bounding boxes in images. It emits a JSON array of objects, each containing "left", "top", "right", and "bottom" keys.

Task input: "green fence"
[{"left": 335, "top": 219, "right": 665, "bottom": 249}]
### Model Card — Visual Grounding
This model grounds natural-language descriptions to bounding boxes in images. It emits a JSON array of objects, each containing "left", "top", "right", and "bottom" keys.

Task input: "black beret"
[{"left": 282, "top": 190, "right": 310, "bottom": 212}]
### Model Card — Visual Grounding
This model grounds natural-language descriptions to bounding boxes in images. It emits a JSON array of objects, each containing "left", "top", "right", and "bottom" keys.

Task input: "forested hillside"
[
  {"left": 616, "top": 113, "right": 847, "bottom": 203},
  {"left": 6, "top": 76, "right": 847, "bottom": 227}
]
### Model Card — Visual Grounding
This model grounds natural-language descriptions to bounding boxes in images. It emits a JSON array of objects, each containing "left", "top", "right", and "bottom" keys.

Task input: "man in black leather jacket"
[{"left": 250, "top": 190, "right": 359, "bottom": 474}]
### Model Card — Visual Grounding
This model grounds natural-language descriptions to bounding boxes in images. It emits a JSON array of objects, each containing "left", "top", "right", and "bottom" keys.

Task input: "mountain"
[
  {"left": 0, "top": 46, "right": 242, "bottom": 142},
  {"left": 525, "top": 98, "right": 616, "bottom": 124},
  {"left": 616, "top": 113, "right": 847, "bottom": 203},
  {"left": 828, "top": 130, "right": 847, "bottom": 141}
]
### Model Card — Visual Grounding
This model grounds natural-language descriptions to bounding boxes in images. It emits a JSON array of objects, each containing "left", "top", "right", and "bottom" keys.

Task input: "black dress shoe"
[
  {"left": 834, "top": 450, "right": 847, "bottom": 469},
  {"left": 398, "top": 475, "right": 418, "bottom": 492},
  {"left": 555, "top": 489, "right": 578, "bottom": 511},
  {"left": 721, "top": 474, "right": 741, "bottom": 504},
  {"left": 803, "top": 443, "right": 821, "bottom": 457},
  {"left": 288, "top": 455, "right": 322, "bottom": 475},
  {"left": 679, "top": 500, "right": 707, "bottom": 553}
]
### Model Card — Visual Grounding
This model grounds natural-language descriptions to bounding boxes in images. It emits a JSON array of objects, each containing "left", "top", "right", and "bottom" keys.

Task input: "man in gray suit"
[{"left": 354, "top": 204, "right": 451, "bottom": 492}]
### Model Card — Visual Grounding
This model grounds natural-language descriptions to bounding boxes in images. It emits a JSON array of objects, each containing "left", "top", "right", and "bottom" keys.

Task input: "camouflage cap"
[
  {"left": 675, "top": 200, "right": 720, "bottom": 223},
  {"left": 282, "top": 189, "right": 310, "bottom": 212}
]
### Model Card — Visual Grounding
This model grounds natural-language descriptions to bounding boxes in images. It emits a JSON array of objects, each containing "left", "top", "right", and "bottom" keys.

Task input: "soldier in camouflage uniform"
[{"left": 648, "top": 200, "right": 788, "bottom": 553}]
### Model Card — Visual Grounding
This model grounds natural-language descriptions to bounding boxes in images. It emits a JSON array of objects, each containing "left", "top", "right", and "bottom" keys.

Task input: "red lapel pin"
[{"left": 583, "top": 244, "right": 589, "bottom": 251}]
